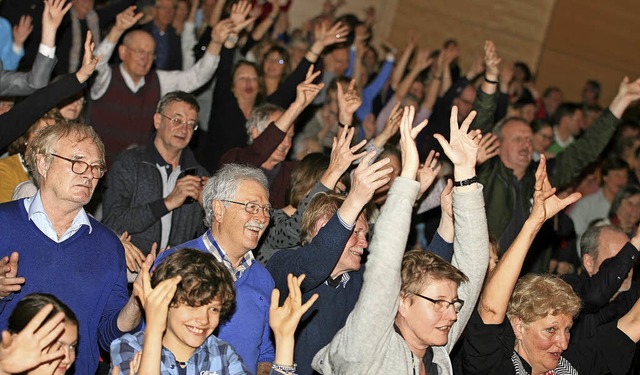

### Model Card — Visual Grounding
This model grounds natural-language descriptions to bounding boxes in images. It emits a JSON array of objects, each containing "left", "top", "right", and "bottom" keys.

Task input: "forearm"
[
  {"left": 479, "top": 218, "right": 540, "bottom": 323},
  {"left": 116, "top": 296, "right": 143, "bottom": 332},
  {"left": 274, "top": 102, "right": 304, "bottom": 132},
  {"left": 391, "top": 45, "right": 413, "bottom": 90},
  {"left": 137, "top": 328, "right": 163, "bottom": 375},
  {"left": 395, "top": 68, "right": 420, "bottom": 100},
  {"left": 91, "top": 40, "right": 116, "bottom": 99}
]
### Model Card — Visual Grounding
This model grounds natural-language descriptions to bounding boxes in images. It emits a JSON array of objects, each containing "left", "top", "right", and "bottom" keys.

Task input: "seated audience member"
[
  {"left": 219, "top": 67, "right": 323, "bottom": 208},
  {"left": 56, "top": 88, "right": 87, "bottom": 123},
  {"left": 569, "top": 157, "right": 629, "bottom": 240},
  {"left": 200, "top": 3, "right": 348, "bottom": 172},
  {"left": 6, "top": 293, "right": 78, "bottom": 375},
  {"left": 582, "top": 79, "right": 602, "bottom": 108},
  {"left": 563, "top": 225, "right": 638, "bottom": 321},
  {"left": 0, "top": 294, "right": 78, "bottom": 374},
  {"left": 153, "top": 164, "right": 275, "bottom": 374},
  {"left": 256, "top": 126, "right": 365, "bottom": 264},
  {"left": 141, "top": 0, "right": 182, "bottom": 71},
  {"left": 463, "top": 156, "right": 640, "bottom": 374},
  {"left": 0, "top": 0, "right": 66, "bottom": 97},
  {"left": 0, "top": 110, "right": 60, "bottom": 203},
  {"left": 112, "top": 249, "right": 315, "bottom": 375},
  {"left": 546, "top": 102, "right": 584, "bottom": 156},
  {"left": 313, "top": 106, "right": 489, "bottom": 374},
  {"left": 0, "top": 122, "right": 145, "bottom": 374},
  {"left": 536, "top": 86, "right": 564, "bottom": 123},
  {"left": 598, "top": 185, "right": 640, "bottom": 238},
  {"left": 90, "top": 5, "right": 232, "bottom": 163},
  {"left": 530, "top": 119, "right": 553, "bottom": 161},
  {"left": 103, "top": 91, "right": 208, "bottom": 262},
  {"left": 472, "top": 40, "right": 640, "bottom": 252}
]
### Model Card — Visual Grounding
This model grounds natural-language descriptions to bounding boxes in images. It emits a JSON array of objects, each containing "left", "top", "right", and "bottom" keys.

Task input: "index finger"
[{"left": 24, "top": 303, "right": 55, "bottom": 333}]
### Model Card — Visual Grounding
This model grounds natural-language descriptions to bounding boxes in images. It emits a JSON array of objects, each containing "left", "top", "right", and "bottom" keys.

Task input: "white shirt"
[{"left": 23, "top": 191, "right": 92, "bottom": 243}]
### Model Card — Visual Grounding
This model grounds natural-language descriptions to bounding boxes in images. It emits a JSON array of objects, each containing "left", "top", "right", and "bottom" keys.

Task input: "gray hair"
[
  {"left": 202, "top": 164, "right": 269, "bottom": 227},
  {"left": 156, "top": 91, "right": 200, "bottom": 115},
  {"left": 245, "top": 103, "right": 283, "bottom": 144},
  {"left": 492, "top": 116, "right": 529, "bottom": 141},
  {"left": 580, "top": 224, "right": 625, "bottom": 261}
]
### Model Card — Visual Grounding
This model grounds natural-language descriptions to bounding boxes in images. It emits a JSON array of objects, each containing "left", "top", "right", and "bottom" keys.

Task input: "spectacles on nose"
[
  {"left": 221, "top": 200, "right": 273, "bottom": 218},
  {"left": 126, "top": 46, "right": 156, "bottom": 59},
  {"left": 51, "top": 154, "right": 107, "bottom": 179},
  {"left": 160, "top": 113, "right": 199, "bottom": 131},
  {"left": 413, "top": 293, "right": 464, "bottom": 313},
  {"left": 267, "top": 58, "right": 284, "bottom": 65}
]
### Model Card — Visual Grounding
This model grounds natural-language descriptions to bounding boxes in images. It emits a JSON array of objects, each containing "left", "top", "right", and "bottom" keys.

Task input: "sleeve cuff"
[
  {"left": 150, "top": 198, "right": 170, "bottom": 218},
  {"left": 38, "top": 44, "right": 56, "bottom": 59},
  {"left": 336, "top": 211, "right": 355, "bottom": 230}
]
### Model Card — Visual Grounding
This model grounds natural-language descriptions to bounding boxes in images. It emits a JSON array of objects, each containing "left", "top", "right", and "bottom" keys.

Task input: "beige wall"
[{"left": 289, "top": 0, "right": 639, "bottom": 107}]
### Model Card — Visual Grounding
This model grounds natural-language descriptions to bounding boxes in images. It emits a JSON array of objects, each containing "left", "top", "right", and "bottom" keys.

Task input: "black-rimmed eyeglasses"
[
  {"left": 51, "top": 154, "right": 107, "bottom": 179},
  {"left": 413, "top": 293, "right": 464, "bottom": 313},
  {"left": 160, "top": 113, "right": 199, "bottom": 131},
  {"left": 221, "top": 200, "right": 273, "bottom": 218}
]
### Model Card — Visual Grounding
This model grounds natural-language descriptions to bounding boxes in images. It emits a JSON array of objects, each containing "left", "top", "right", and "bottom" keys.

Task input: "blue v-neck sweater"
[{"left": 0, "top": 199, "right": 131, "bottom": 375}]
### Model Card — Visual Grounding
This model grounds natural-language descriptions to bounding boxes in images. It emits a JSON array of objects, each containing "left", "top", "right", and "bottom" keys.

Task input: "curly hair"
[
  {"left": 400, "top": 250, "right": 468, "bottom": 297},
  {"left": 507, "top": 274, "right": 582, "bottom": 324},
  {"left": 152, "top": 249, "right": 236, "bottom": 319}
]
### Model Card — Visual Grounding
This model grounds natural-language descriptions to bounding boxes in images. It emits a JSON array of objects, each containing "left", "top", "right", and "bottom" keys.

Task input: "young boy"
[{"left": 110, "top": 248, "right": 314, "bottom": 374}]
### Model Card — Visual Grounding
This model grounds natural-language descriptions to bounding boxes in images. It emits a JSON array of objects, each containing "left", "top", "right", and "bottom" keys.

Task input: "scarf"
[
  {"left": 69, "top": 7, "right": 100, "bottom": 73},
  {"left": 511, "top": 351, "right": 578, "bottom": 375}
]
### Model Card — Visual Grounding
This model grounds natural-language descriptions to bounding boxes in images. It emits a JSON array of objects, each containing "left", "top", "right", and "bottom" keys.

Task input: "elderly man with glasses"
[
  {"left": 0, "top": 121, "right": 145, "bottom": 374},
  {"left": 103, "top": 91, "right": 208, "bottom": 265},
  {"left": 153, "top": 163, "right": 276, "bottom": 375}
]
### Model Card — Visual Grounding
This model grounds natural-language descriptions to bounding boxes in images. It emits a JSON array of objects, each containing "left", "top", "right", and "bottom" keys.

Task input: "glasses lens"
[{"left": 71, "top": 160, "right": 89, "bottom": 175}]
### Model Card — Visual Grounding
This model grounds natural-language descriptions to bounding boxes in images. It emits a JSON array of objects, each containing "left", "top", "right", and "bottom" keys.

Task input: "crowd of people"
[{"left": 0, "top": 0, "right": 639, "bottom": 374}]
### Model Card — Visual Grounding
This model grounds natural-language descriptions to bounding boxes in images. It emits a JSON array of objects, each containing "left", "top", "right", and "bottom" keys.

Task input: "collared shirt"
[
  {"left": 110, "top": 330, "right": 253, "bottom": 375},
  {"left": 23, "top": 191, "right": 92, "bottom": 242},
  {"left": 325, "top": 272, "right": 351, "bottom": 288},
  {"left": 202, "top": 231, "right": 254, "bottom": 281}
]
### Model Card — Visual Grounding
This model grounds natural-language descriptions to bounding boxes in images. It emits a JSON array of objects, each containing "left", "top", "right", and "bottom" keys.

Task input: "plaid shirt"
[
  {"left": 110, "top": 331, "right": 253, "bottom": 375},
  {"left": 203, "top": 231, "right": 254, "bottom": 281}
]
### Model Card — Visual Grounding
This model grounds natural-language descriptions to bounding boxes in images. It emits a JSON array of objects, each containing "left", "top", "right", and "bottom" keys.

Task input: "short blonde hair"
[
  {"left": 507, "top": 274, "right": 582, "bottom": 324},
  {"left": 401, "top": 250, "right": 468, "bottom": 296},
  {"left": 300, "top": 192, "right": 344, "bottom": 245}
]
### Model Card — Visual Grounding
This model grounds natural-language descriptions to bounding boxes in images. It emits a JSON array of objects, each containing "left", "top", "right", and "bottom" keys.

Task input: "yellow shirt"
[{"left": 0, "top": 154, "right": 30, "bottom": 203}]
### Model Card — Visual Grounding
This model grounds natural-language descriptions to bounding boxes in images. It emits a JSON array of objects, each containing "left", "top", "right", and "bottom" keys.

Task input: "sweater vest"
[{"left": 89, "top": 67, "right": 161, "bottom": 163}]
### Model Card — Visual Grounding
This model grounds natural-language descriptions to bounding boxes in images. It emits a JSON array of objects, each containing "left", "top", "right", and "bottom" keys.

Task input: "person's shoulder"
[
  {"left": 89, "top": 219, "right": 123, "bottom": 243},
  {"left": 0, "top": 199, "right": 24, "bottom": 217},
  {"left": 245, "top": 261, "right": 275, "bottom": 288}
]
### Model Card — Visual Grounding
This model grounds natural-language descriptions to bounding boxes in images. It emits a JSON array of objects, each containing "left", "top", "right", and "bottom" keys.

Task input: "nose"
[
  {"left": 556, "top": 330, "right": 569, "bottom": 351},
  {"left": 358, "top": 232, "right": 368, "bottom": 248},
  {"left": 61, "top": 344, "right": 75, "bottom": 367},
  {"left": 195, "top": 306, "right": 210, "bottom": 325},
  {"left": 443, "top": 304, "right": 458, "bottom": 321}
]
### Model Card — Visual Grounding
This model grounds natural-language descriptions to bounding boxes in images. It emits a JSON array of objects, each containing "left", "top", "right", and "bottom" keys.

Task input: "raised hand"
[
  {"left": 417, "top": 150, "right": 441, "bottom": 197},
  {"left": 269, "top": 274, "right": 318, "bottom": 339},
  {"left": 75, "top": 30, "right": 99, "bottom": 84},
  {"left": 398, "top": 105, "right": 429, "bottom": 180},
  {"left": 609, "top": 76, "right": 640, "bottom": 117},
  {"left": 483, "top": 40, "right": 501, "bottom": 80},
  {"left": 434, "top": 106, "right": 481, "bottom": 171},
  {"left": 0, "top": 252, "right": 23, "bottom": 298},
  {"left": 412, "top": 48, "right": 433, "bottom": 73},
  {"left": 0, "top": 304, "right": 65, "bottom": 374},
  {"left": 326, "top": 127, "right": 367, "bottom": 180},
  {"left": 114, "top": 6, "right": 143, "bottom": 33},
  {"left": 347, "top": 152, "right": 392, "bottom": 210},
  {"left": 133, "top": 264, "right": 181, "bottom": 331},
  {"left": 476, "top": 132, "right": 500, "bottom": 165},
  {"left": 12, "top": 15, "right": 33, "bottom": 48},
  {"left": 337, "top": 79, "right": 362, "bottom": 124},
  {"left": 42, "top": 0, "right": 72, "bottom": 31},
  {"left": 211, "top": 18, "right": 234, "bottom": 45},
  {"left": 380, "top": 102, "right": 402, "bottom": 137},
  {"left": 314, "top": 21, "right": 349, "bottom": 48},
  {"left": 163, "top": 174, "right": 203, "bottom": 211},
  {"left": 229, "top": 0, "right": 255, "bottom": 33},
  {"left": 293, "top": 66, "right": 324, "bottom": 108},
  {"left": 528, "top": 155, "right": 581, "bottom": 226}
]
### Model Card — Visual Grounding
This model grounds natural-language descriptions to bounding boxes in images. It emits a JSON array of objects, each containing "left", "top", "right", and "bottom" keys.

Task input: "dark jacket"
[
  {"left": 472, "top": 89, "right": 621, "bottom": 243},
  {"left": 102, "top": 138, "right": 208, "bottom": 254}
]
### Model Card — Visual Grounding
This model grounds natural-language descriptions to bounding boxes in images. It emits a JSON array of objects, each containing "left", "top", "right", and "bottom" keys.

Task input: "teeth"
[{"left": 187, "top": 326, "right": 204, "bottom": 334}]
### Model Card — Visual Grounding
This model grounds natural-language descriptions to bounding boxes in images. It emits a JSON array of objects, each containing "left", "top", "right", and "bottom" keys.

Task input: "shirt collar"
[
  {"left": 25, "top": 191, "right": 93, "bottom": 241},
  {"left": 203, "top": 230, "right": 254, "bottom": 281},
  {"left": 325, "top": 272, "right": 351, "bottom": 288},
  {"left": 118, "top": 63, "right": 146, "bottom": 92}
]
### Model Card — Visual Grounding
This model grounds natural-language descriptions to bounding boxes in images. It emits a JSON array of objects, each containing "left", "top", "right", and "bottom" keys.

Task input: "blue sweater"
[
  {"left": 155, "top": 232, "right": 276, "bottom": 374},
  {"left": 0, "top": 199, "right": 130, "bottom": 375}
]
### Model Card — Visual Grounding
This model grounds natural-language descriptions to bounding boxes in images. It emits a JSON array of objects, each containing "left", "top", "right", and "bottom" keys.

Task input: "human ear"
[
  {"left": 510, "top": 316, "right": 525, "bottom": 340},
  {"left": 582, "top": 254, "right": 595, "bottom": 276}
]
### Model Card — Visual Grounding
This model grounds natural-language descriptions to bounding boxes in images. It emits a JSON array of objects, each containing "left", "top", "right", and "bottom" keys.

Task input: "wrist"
[
  {"left": 484, "top": 75, "right": 499, "bottom": 84},
  {"left": 453, "top": 167, "right": 476, "bottom": 182}
]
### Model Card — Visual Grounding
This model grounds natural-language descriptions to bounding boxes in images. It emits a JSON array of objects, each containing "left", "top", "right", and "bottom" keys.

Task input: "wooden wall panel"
[
  {"left": 387, "top": 0, "right": 556, "bottom": 74},
  {"left": 537, "top": 0, "right": 640, "bottom": 103}
]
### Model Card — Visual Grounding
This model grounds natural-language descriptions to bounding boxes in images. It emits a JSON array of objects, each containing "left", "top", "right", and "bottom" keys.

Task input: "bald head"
[{"left": 119, "top": 31, "right": 156, "bottom": 83}]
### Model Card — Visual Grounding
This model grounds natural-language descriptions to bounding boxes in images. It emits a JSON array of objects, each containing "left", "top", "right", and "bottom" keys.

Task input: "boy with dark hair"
[{"left": 111, "top": 248, "right": 315, "bottom": 374}]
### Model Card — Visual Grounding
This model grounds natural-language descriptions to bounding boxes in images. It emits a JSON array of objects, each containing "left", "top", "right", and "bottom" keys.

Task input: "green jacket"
[{"left": 471, "top": 90, "right": 620, "bottom": 241}]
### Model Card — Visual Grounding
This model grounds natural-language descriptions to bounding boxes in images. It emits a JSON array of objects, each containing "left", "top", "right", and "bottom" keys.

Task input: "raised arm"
[
  {"left": 478, "top": 155, "right": 581, "bottom": 324},
  {"left": 389, "top": 34, "right": 416, "bottom": 91}
]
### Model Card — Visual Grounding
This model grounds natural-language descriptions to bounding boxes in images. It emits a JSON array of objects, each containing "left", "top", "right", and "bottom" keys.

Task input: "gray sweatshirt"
[{"left": 312, "top": 177, "right": 489, "bottom": 374}]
